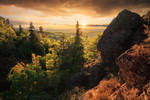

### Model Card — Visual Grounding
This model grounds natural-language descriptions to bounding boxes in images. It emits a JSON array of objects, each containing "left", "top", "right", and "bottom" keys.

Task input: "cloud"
[
  {"left": 90, "top": 0, "right": 150, "bottom": 16},
  {"left": 87, "top": 24, "right": 108, "bottom": 27},
  {"left": 0, "top": 0, "right": 150, "bottom": 17}
]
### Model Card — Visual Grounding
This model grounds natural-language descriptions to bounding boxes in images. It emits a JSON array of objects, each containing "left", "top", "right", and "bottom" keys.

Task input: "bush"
[
  {"left": 3, "top": 55, "right": 49, "bottom": 100},
  {"left": 59, "top": 87, "right": 86, "bottom": 100}
]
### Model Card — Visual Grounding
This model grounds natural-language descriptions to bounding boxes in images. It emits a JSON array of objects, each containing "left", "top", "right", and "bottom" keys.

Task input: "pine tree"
[
  {"left": 29, "top": 22, "right": 37, "bottom": 41},
  {"left": 28, "top": 22, "right": 44, "bottom": 56},
  {"left": 60, "top": 33, "right": 65, "bottom": 50},
  {"left": 59, "top": 21, "right": 85, "bottom": 72},
  {"left": 29, "top": 22, "right": 35, "bottom": 33},
  {"left": 75, "top": 21, "right": 81, "bottom": 44},
  {"left": 19, "top": 25, "right": 23, "bottom": 33},
  {"left": 73, "top": 21, "right": 84, "bottom": 69},
  {"left": 5, "top": 19, "right": 10, "bottom": 25},
  {"left": 39, "top": 26, "right": 43, "bottom": 33}
]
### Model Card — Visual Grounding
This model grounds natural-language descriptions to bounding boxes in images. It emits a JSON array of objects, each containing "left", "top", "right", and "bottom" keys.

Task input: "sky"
[{"left": 0, "top": 0, "right": 150, "bottom": 31}]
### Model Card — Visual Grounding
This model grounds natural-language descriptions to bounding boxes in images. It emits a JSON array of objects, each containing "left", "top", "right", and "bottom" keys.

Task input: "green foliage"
[
  {"left": 16, "top": 30, "right": 30, "bottom": 37},
  {"left": 2, "top": 54, "right": 81, "bottom": 100},
  {"left": 83, "top": 33, "right": 102, "bottom": 63},
  {"left": 0, "top": 17, "right": 104, "bottom": 100},
  {"left": 0, "top": 18, "right": 16, "bottom": 40},
  {"left": 45, "top": 51, "right": 59, "bottom": 69},
  {"left": 59, "top": 38, "right": 84, "bottom": 72},
  {"left": 59, "top": 21, "right": 85, "bottom": 73},
  {"left": 59, "top": 87, "right": 86, "bottom": 100},
  {"left": 0, "top": 19, "right": 45, "bottom": 78},
  {"left": 3, "top": 61, "right": 49, "bottom": 100}
]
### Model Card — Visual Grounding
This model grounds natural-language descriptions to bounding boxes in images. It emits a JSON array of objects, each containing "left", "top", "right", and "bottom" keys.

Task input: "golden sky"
[{"left": 0, "top": 0, "right": 149, "bottom": 30}]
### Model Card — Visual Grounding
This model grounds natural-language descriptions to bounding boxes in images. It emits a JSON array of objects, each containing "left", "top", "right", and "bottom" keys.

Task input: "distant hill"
[{"left": 41, "top": 29, "right": 104, "bottom": 40}]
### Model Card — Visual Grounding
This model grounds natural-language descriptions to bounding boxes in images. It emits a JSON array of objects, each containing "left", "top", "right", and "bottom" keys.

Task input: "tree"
[
  {"left": 29, "top": 22, "right": 35, "bottom": 33},
  {"left": 28, "top": 22, "right": 44, "bottom": 56},
  {"left": 72, "top": 21, "right": 85, "bottom": 70},
  {"left": 59, "top": 21, "right": 85, "bottom": 72},
  {"left": 75, "top": 21, "right": 81, "bottom": 44},
  {"left": 60, "top": 33, "right": 65, "bottom": 50},
  {"left": 39, "top": 26, "right": 43, "bottom": 33},
  {"left": 29, "top": 22, "right": 36, "bottom": 40},
  {"left": 19, "top": 25, "right": 23, "bottom": 33},
  {"left": 5, "top": 19, "right": 10, "bottom": 25}
]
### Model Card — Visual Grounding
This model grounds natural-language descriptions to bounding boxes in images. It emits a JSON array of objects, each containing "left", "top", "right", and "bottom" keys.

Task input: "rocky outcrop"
[
  {"left": 82, "top": 79, "right": 120, "bottom": 100},
  {"left": 117, "top": 36, "right": 150, "bottom": 88},
  {"left": 71, "top": 62, "right": 106, "bottom": 88},
  {"left": 82, "top": 9, "right": 150, "bottom": 100},
  {"left": 83, "top": 40, "right": 150, "bottom": 99},
  {"left": 143, "top": 11, "right": 150, "bottom": 26},
  {"left": 83, "top": 80, "right": 150, "bottom": 100},
  {"left": 97, "top": 9, "right": 147, "bottom": 65},
  {"left": 110, "top": 37, "right": 150, "bottom": 99}
]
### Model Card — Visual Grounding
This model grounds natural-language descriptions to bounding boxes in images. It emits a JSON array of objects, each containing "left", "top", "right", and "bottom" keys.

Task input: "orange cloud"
[{"left": 0, "top": 0, "right": 149, "bottom": 17}]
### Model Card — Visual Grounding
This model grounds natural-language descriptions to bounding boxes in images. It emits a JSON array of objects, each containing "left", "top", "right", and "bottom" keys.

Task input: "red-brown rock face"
[
  {"left": 116, "top": 37, "right": 150, "bottom": 88},
  {"left": 82, "top": 10, "right": 150, "bottom": 100}
]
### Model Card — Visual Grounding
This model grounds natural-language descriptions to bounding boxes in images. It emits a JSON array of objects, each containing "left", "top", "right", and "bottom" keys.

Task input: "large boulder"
[
  {"left": 82, "top": 37, "right": 150, "bottom": 100},
  {"left": 97, "top": 9, "right": 147, "bottom": 65},
  {"left": 82, "top": 10, "right": 150, "bottom": 100}
]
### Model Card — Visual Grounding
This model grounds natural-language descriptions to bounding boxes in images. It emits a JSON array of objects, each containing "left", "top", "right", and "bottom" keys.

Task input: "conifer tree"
[
  {"left": 29, "top": 22, "right": 38, "bottom": 41},
  {"left": 60, "top": 33, "right": 65, "bottom": 50},
  {"left": 5, "top": 19, "right": 10, "bottom": 25},
  {"left": 29, "top": 22, "right": 35, "bottom": 33},
  {"left": 72, "top": 21, "right": 84, "bottom": 70},
  {"left": 59, "top": 21, "right": 85, "bottom": 72},
  {"left": 39, "top": 26, "right": 43, "bottom": 33},
  {"left": 19, "top": 25, "right": 23, "bottom": 33},
  {"left": 28, "top": 22, "right": 44, "bottom": 56}
]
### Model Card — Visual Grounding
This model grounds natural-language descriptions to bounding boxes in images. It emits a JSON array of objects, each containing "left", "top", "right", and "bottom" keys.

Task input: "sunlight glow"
[{"left": 82, "top": 23, "right": 86, "bottom": 26}]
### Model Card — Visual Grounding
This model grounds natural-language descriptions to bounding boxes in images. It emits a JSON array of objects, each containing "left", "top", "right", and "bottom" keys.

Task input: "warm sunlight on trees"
[{"left": 0, "top": 17, "right": 102, "bottom": 100}]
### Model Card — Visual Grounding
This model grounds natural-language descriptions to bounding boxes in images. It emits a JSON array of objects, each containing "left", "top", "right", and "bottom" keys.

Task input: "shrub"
[
  {"left": 59, "top": 87, "right": 86, "bottom": 100},
  {"left": 3, "top": 55, "right": 49, "bottom": 100}
]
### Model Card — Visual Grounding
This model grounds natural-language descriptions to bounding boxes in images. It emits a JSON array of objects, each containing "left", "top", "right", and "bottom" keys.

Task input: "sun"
[{"left": 82, "top": 23, "right": 86, "bottom": 26}]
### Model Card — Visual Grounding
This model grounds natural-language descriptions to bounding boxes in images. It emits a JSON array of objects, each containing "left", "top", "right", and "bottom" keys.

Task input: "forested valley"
[
  {"left": 0, "top": 17, "right": 102, "bottom": 100},
  {"left": 1, "top": 9, "right": 150, "bottom": 100}
]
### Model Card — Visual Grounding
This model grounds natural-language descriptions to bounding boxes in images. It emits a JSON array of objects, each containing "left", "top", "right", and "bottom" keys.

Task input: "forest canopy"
[{"left": 0, "top": 17, "right": 102, "bottom": 100}]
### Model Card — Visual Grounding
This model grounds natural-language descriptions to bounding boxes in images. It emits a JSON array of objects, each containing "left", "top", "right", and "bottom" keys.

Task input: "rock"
[
  {"left": 82, "top": 79, "right": 150, "bottom": 100},
  {"left": 146, "top": 11, "right": 150, "bottom": 16},
  {"left": 116, "top": 36, "right": 150, "bottom": 88},
  {"left": 109, "top": 80, "right": 150, "bottom": 100},
  {"left": 143, "top": 11, "right": 150, "bottom": 25},
  {"left": 71, "top": 62, "right": 106, "bottom": 88},
  {"left": 82, "top": 79, "right": 120, "bottom": 100},
  {"left": 97, "top": 9, "right": 147, "bottom": 65},
  {"left": 82, "top": 10, "right": 150, "bottom": 100}
]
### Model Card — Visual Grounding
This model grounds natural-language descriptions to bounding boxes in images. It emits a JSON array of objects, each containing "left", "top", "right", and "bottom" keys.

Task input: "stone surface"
[
  {"left": 82, "top": 10, "right": 150, "bottom": 100},
  {"left": 97, "top": 9, "right": 147, "bottom": 65},
  {"left": 82, "top": 79, "right": 120, "bottom": 100},
  {"left": 71, "top": 62, "right": 106, "bottom": 88}
]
